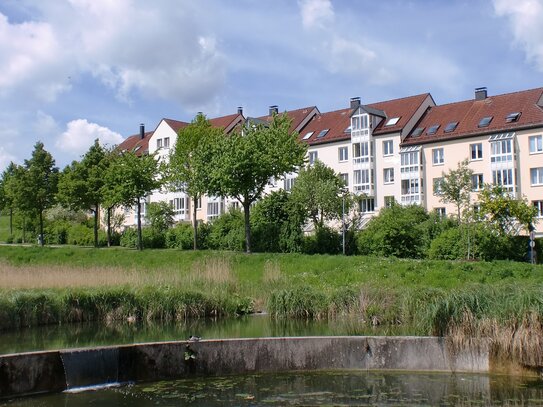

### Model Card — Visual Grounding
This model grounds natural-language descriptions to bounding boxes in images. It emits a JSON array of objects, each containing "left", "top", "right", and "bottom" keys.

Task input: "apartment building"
[{"left": 116, "top": 86, "right": 543, "bottom": 236}]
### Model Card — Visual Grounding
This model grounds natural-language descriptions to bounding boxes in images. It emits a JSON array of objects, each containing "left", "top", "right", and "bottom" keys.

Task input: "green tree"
[
  {"left": 0, "top": 162, "right": 19, "bottom": 236},
  {"left": 478, "top": 184, "right": 537, "bottom": 235},
  {"left": 57, "top": 140, "right": 109, "bottom": 247},
  {"left": 209, "top": 113, "right": 306, "bottom": 253},
  {"left": 22, "top": 142, "right": 59, "bottom": 246},
  {"left": 145, "top": 201, "right": 175, "bottom": 233},
  {"left": 166, "top": 113, "right": 223, "bottom": 249},
  {"left": 290, "top": 160, "right": 346, "bottom": 230},
  {"left": 437, "top": 159, "right": 473, "bottom": 220},
  {"left": 104, "top": 150, "right": 160, "bottom": 250}
]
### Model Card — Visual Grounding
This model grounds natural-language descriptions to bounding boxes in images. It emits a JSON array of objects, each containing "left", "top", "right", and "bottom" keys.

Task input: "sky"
[{"left": 0, "top": 0, "right": 542, "bottom": 170}]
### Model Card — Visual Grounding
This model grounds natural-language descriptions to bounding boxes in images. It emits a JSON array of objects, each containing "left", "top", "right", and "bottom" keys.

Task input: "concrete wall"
[{"left": 0, "top": 336, "right": 488, "bottom": 399}]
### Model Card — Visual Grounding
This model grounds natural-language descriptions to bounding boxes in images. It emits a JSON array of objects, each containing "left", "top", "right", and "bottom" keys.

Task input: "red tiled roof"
[
  {"left": 258, "top": 106, "right": 318, "bottom": 133},
  {"left": 402, "top": 87, "right": 543, "bottom": 146},
  {"left": 300, "top": 93, "right": 431, "bottom": 145},
  {"left": 209, "top": 113, "right": 243, "bottom": 133},
  {"left": 116, "top": 131, "right": 154, "bottom": 156},
  {"left": 163, "top": 118, "right": 189, "bottom": 133}
]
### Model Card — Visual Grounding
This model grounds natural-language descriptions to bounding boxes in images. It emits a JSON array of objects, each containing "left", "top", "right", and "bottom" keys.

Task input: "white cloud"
[
  {"left": 56, "top": 119, "right": 124, "bottom": 156},
  {"left": 494, "top": 0, "right": 543, "bottom": 71},
  {"left": 299, "top": 0, "right": 334, "bottom": 29}
]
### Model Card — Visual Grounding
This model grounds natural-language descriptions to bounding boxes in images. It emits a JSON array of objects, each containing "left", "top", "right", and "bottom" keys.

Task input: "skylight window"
[
  {"left": 506, "top": 112, "right": 521, "bottom": 123},
  {"left": 427, "top": 125, "right": 440, "bottom": 135},
  {"left": 478, "top": 116, "right": 493, "bottom": 128},
  {"left": 412, "top": 127, "right": 424, "bottom": 137},
  {"left": 302, "top": 131, "right": 314, "bottom": 140},
  {"left": 133, "top": 146, "right": 142, "bottom": 152},
  {"left": 385, "top": 117, "right": 400, "bottom": 126},
  {"left": 316, "top": 129, "right": 329, "bottom": 139},
  {"left": 444, "top": 122, "right": 459, "bottom": 133},
  {"left": 344, "top": 126, "right": 352, "bottom": 133}
]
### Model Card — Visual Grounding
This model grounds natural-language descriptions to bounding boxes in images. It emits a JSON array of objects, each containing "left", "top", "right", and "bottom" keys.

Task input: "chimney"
[
  {"left": 139, "top": 123, "right": 145, "bottom": 139},
  {"left": 475, "top": 87, "right": 487, "bottom": 101},
  {"left": 269, "top": 105, "right": 278, "bottom": 116},
  {"left": 350, "top": 97, "right": 361, "bottom": 109},
  {"left": 237, "top": 106, "right": 243, "bottom": 115}
]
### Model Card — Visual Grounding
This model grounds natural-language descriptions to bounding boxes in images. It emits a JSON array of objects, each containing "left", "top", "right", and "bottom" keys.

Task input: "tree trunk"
[
  {"left": 93, "top": 204, "right": 99, "bottom": 248},
  {"left": 137, "top": 198, "right": 143, "bottom": 251},
  {"left": 192, "top": 196, "right": 198, "bottom": 250},
  {"left": 106, "top": 207, "right": 112, "bottom": 247},
  {"left": 9, "top": 208, "right": 12, "bottom": 235},
  {"left": 243, "top": 199, "right": 251, "bottom": 254},
  {"left": 39, "top": 210, "right": 44, "bottom": 247},
  {"left": 22, "top": 215, "right": 26, "bottom": 244}
]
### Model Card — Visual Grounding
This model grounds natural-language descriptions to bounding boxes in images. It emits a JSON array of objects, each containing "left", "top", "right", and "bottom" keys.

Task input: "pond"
[
  {"left": 3, "top": 370, "right": 543, "bottom": 406},
  {"left": 0, "top": 315, "right": 411, "bottom": 355}
]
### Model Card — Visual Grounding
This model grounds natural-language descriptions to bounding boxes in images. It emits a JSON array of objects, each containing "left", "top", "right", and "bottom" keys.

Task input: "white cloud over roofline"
[{"left": 56, "top": 119, "right": 124, "bottom": 156}]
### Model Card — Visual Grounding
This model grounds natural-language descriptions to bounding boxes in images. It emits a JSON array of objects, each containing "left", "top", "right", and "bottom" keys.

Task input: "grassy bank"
[{"left": 1, "top": 246, "right": 543, "bottom": 366}]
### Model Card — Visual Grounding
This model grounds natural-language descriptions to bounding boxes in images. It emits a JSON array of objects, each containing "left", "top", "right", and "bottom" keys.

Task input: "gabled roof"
[
  {"left": 116, "top": 131, "right": 154, "bottom": 156},
  {"left": 209, "top": 113, "right": 244, "bottom": 134},
  {"left": 258, "top": 106, "right": 318, "bottom": 133},
  {"left": 299, "top": 108, "right": 352, "bottom": 146},
  {"left": 299, "top": 93, "right": 431, "bottom": 145},
  {"left": 402, "top": 87, "right": 543, "bottom": 146},
  {"left": 162, "top": 118, "right": 189, "bottom": 133}
]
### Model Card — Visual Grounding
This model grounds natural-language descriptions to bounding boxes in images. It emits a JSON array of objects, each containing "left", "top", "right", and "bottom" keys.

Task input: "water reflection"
[
  {"left": 0, "top": 316, "right": 412, "bottom": 355},
  {"left": 3, "top": 371, "right": 543, "bottom": 406}
]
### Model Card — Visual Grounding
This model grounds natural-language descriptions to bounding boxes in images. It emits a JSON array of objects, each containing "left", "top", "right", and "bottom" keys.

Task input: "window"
[
  {"left": 302, "top": 131, "right": 314, "bottom": 140},
  {"left": 478, "top": 117, "right": 493, "bottom": 128},
  {"left": 432, "top": 148, "right": 444, "bottom": 165},
  {"left": 339, "top": 173, "right": 349, "bottom": 186},
  {"left": 529, "top": 135, "right": 543, "bottom": 154},
  {"left": 470, "top": 143, "right": 483, "bottom": 160},
  {"left": 435, "top": 208, "right": 446, "bottom": 218},
  {"left": 493, "top": 168, "right": 514, "bottom": 187},
  {"left": 401, "top": 179, "right": 420, "bottom": 195},
  {"left": 169, "top": 197, "right": 186, "bottom": 214},
  {"left": 316, "top": 129, "right": 329, "bottom": 138},
  {"left": 400, "top": 151, "right": 419, "bottom": 173},
  {"left": 230, "top": 201, "right": 240, "bottom": 210},
  {"left": 433, "top": 177, "right": 443, "bottom": 195},
  {"left": 472, "top": 174, "right": 484, "bottom": 191},
  {"left": 308, "top": 151, "right": 318, "bottom": 164},
  {"left": 196, "top": 197, "right": 202, "bottom": 210},
  {"left": 353, "top": 169, "right": 373, "bottom": 192},
  {"left": 534, "top": 201, "right": 543, "bottom": 218},
  {"left": 384, "top": 196, "right": 395, "bottom": 208},
  {"left": 427, "top": 125, "right": 440, "bottom": 135},
  {"left": 163, "top": 137, "right": 170, "bottom": 148},
  {"left": 359, "top": 198, "right": 375, "bottom": 213},
  {"left": 506, "top": 112, "right": 521, "bottom": 123},
  {"left": 353, "top": 142, "right": 371, "bottom": 163},
  {"left": 207, "top": 202, "right": 220, "bottom": 220},
  {"left": 444, "top": 122, "right": 459, "bottom": 133},
  {"left": 385, "top": 117, "right": 400, "bottom": 126},
  {"left": 338, "top": 147, "right": 348, "bottom": 162},
  {"left": 490, "top": 139, "right": 513, "bottom": 163},
  {"left": 284, "top": 177, "right": 296, "bottom": 191},
  {"left": 383, "top": 168, "right": 394, "bottom": 184},
  {"left": 531, "top": 168, "right": 543, "bottom": 186},
  {"left": 412, "top": 127, "right": 424, "bottom": 137},
  {"left": 383, "top": 140, "right": 394, "bottom": 156},
  {"left": 156, "top": 138, "right": 163, "bottom": 149},
  {"left": 344, "top": 126, "right": 351, "bottom": 133}
]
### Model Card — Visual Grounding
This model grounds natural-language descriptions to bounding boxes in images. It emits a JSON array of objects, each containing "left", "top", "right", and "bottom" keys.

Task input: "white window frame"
[
  {"left": 383, "top": 168, "right": 394, "bottom": 184},
  {"left": 529, "top": 135, "right": 543, "bottom": 154},
  {"left": 432, "top": 148, "right": 444, "bottom": 165},
  {"left": 359, "top": 198, "right": 375, "bottom": 213},
  {"left": 435, "top": 207, "right": 446, "bottom": 218},
  {"left": 156, "top": 138, "right": 163, "bottom": 149},
  {"left": 472, "top": 174, "right": 484, "bottom": 191},
  {"left": 490, "top": 139, "right": 513, "bottom": 163},
  {"left": 308, "top": 151, "right": 318, "bottom": 164},
  {"left": 338, "top": 147, "right": 348, "bottom": 162},
  {"left": 470, "top": 143, "right": 483, "bottom": 161},
  {"left": 339, "top": 173, "right": 349, "bottom": 186},
  {"left": 531, "top": 167, "right": 543, "bottom": 186},
  {"left": 534, "top": 200, "right": 543, "bottom": 218},
  {"left": 492, "top": 168, "right": 514, "bottom": 189},
  {"left": 163, "top": 137, "right": 170, "bottom": 149},
  {"left": 284, "top": 177, "right": 296, "bottom": 191},
  {"left": 169, "top": 197, "right": 187, "bottom": 215},
  {"left": 383, "top": 140, "right": 394, "bottom": 156}
]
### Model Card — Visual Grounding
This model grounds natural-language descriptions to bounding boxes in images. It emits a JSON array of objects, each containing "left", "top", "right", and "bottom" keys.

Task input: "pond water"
[
  {"left": 0, "top": 315, "right": 411, "bottom": 355},
  {"left": 3, "top": 370, "right": 543, "bottom": 406}
]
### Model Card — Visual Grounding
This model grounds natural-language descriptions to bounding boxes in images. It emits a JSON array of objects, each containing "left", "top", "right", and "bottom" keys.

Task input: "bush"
[
  {"left": 120, "top": 227, "right": 166, "bottom": 249},
  {"left": 67, "top": 224, "right": 107, "bottom": 246},
  {"left": 356, "top": 204, "right": 430, "bottom": 258},
  {"left": 165, "top": 223, "right": 194, "bottom": 250},
  {"left": 207, "top": 209, "right": 245, "bottom": 251},
  {"left": 45, "top": 220, "right": 71, "bottom": 245},
  {"left": 302, "top": 226, "right": 341, "bottom": 254}
]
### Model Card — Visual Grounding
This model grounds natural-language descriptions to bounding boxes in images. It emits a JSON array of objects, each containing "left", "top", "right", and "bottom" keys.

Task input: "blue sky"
[{"left": 0, "top": 0, "right": 542, "bottom": 169}]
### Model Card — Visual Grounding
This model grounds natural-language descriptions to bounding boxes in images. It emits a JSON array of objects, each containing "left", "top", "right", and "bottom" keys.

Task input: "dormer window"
[
  {"left": 506, "top": 112, "right": 521, "bottom": 123},
  {"left": 444, "top": 122, "right": 458, "bottom": 133},
  {"left": 478, "top": 117, "right": 493, "bottom": 128},
  {"left": 385, "top": 117, "right": 400, "bottom": 126},
  {"left": 427, "top": 125, "right": 440, "bottom": 135},
  {"left": 412, "top": 127, "right": 424, "bottom": 137}
]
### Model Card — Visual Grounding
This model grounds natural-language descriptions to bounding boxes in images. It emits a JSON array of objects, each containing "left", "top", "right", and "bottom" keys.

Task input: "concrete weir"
[{"left": 0, "top": 336, "right": 488, "bottom": 399}]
